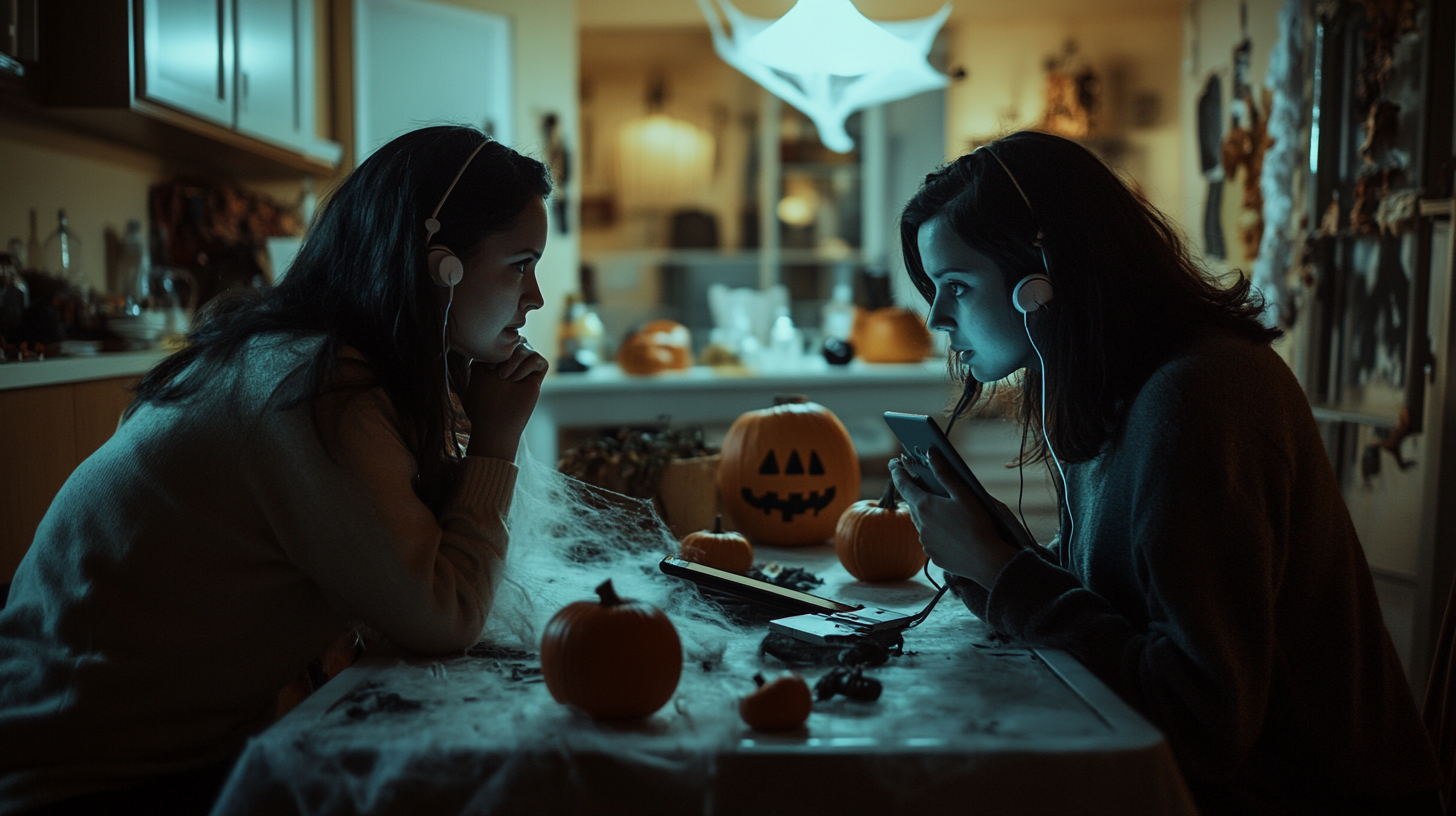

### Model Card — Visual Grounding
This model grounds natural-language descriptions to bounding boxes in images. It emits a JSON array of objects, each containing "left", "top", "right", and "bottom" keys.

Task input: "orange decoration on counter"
[
  {"left": 851, "top": 307, "right": 933, "bottom": 363},
  {"left": 617, "top": 319, "right": 692, "bottom": 375}
]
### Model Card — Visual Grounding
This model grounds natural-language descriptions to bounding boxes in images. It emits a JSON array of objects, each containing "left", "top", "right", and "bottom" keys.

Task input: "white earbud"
[{"left": 1012, "top": 274, "right": 1054, "bottom": 314}]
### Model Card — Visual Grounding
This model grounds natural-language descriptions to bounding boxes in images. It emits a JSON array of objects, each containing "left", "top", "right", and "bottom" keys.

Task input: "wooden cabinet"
[{"left": 0, "top": 376, "right": 138, "bottom": 583}]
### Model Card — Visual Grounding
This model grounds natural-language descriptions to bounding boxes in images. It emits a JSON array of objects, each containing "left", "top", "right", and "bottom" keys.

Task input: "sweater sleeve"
[
  {"left": 981, "top": 364, "right": 1291, "bottom": 784},
  {"left": 242, "top": 372, "right": 516, "bottom": 655}
]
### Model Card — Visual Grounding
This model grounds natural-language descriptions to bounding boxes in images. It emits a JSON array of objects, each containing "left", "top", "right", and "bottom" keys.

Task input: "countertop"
[{"left": 0, "top": 349, "right": 173, "bottom": 390}]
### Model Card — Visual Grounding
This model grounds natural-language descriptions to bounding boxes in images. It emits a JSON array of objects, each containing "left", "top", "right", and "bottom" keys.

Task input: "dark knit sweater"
[{"left": 947, "top": 333, "right": 1441, "bottom": 815}]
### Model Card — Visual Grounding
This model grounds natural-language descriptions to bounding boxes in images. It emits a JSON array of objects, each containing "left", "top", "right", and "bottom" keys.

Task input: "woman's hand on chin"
[
  {"left": 462, "top": 338, "right": 548, "bottom": 461},
  {"left": 889, "top": 449, "right": 1020, "bottom": 589}
]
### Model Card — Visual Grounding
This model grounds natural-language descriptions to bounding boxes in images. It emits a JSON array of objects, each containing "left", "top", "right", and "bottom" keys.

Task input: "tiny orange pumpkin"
[
  {"left": 739, "top": 672, "right": 812, "bottom": 731},
  {"left": 617, "top": 320, "right": 693, "bottom": 375},
  {"left": 850, "top": 307, "right": 933, "bottom": 363},
  {"left": 540, "top": 579, "right": 682, "bottom": 719},
  {"left": 679, "top": 515, "right": 754, "bottom": 574},
  {"left": 834, "top": 481, "right": 927, "bottom": 582}
]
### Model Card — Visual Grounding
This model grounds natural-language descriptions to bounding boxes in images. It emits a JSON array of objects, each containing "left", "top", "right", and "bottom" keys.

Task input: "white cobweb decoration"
[
  {"left": 694, "top": 0, "right": 951, "bottom": 153},
  {"left": 481, "top": 442, "right": 742, "bottom": 667}
]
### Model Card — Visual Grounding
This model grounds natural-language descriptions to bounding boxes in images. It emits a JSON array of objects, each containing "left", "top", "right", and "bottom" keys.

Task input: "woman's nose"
[
  {"left": 521, "top": 272, "right": 545, "bottom": 312},
  {"left": 926, "top": 295, "right": 955, "bottom": 333}
]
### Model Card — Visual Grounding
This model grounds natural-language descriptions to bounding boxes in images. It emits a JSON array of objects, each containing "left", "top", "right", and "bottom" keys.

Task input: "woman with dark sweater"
[
  {"left": 889, "top": 130, "right": 1442, "bottom": 815},
  {"left": 0, "top": 126, "right": 551, "bottom": 815}
]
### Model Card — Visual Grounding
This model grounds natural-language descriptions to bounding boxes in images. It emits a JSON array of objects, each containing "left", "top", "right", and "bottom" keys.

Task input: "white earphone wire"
[
  {"left": 1023, "top": 310, "right": 1075, "bottom": 565},
  {"left": 442, "top": 284, "right": 459, "bottom": 456}
]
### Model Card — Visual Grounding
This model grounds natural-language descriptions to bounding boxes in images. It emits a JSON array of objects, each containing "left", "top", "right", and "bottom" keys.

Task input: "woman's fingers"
[
  {"left": 496, "top": 338, "right": 549, "bottom": 381},
  {"left": 888, "top": 459, "right": 929, "bottom": 528},
  {"left": 925, "top": 448, "right": 978, "bottom": 508}
]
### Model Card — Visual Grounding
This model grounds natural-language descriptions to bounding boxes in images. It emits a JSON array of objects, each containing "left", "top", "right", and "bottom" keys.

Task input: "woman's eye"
[
  {"left": 946, "top": 282, "right": 966, "bottom": 297},
  {"left": 514, "top": 260, "right": 532, "bottom": 274}
]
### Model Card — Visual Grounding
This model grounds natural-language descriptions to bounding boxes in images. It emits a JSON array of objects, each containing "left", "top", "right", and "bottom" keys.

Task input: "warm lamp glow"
[
  {"left": 696, "top": 0, "right": 951, "bottom": 152},
  {"left": 617, "top": 113, "right": 715, "bottom": 208}
]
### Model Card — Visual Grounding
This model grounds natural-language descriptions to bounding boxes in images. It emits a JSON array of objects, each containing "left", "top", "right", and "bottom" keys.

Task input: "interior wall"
[
  {"left": 1178, "top": 0, "right": 1286, "bottom": 278},
  {"left": 578, "top": 27, "right": 759, "bottom": 255},
  {"left": 0, "top": 118, "right": 165, "bottom": 295},
  {"left": 943, "top": 10, "right": 1185, "bottom": 220}
]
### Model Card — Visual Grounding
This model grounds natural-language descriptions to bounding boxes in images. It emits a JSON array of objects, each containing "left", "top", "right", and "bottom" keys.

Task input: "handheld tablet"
[
  {"left": 659, "top": 556, "right": 860, "bottom": 617},
  {"left": 883, "top": 412, "right": 1035, "bottom": 549}
]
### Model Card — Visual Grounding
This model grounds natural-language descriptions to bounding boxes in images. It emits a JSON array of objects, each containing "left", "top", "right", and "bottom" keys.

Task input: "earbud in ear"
[
  {"left": 1012, "top": 274, "right": 1053, "bottom": 314},
  {"left": 428, "top": 247, "right": 464, "bottom": 287}
]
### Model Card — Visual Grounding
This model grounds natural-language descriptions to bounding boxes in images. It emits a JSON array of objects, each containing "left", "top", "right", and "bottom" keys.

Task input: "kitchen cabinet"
[
  {"left": 33, "top": 0, "right": 341, "bottom": 176},
  {"left": 140, "top": 0, "right": 234, "bottom": 127},
  {"left": 236, "top": 0, "right": 318, "bottom": 151},
  {"left": 0, "top": 374, "right": 142, "bottom": 583}
]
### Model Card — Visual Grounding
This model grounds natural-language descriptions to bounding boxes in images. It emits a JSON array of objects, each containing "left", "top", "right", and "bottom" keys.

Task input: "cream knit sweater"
[{"left": 0, "top": 336, "right": 517, "bottom": 813}]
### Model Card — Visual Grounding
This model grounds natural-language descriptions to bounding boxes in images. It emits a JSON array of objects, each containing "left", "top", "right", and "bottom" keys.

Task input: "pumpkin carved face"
[{"left": 719, "top": 397, "right": 860, "bottom": 546}]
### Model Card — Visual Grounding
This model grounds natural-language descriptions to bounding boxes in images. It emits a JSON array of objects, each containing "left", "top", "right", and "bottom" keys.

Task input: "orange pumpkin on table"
[
  {"left": 718, "top": 396, "right": 860, "bottom": 546},
  {"left": 540, "top": 579, "right": 682, "bottom": 719},
  {"left": 679, "top": 515, "right": 753, "bottom": 574},
  {"left": 851, "top": 307, "right": 933, "bottom": 363},
  {"left": 835, "top": 481, "right": 927, "bottom": 581},
  {"left": 739, "top": 672, "right": 812, "bottom": 731},
  {"left": 617, "top": 319, "right": 692, "bottom": 375}
]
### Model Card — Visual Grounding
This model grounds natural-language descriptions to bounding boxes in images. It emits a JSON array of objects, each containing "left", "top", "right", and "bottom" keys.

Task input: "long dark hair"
[
  {"left": 900, "top": 131, "right": 1280, "bottom": 464},
  {"left": 130, "top": 126, "right": 553, "bottom": 509}
]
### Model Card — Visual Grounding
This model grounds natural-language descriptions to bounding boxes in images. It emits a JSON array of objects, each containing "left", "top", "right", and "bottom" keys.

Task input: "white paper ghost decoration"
[{"left": 695, "top": 0, "right": 952, "bottom": 153}]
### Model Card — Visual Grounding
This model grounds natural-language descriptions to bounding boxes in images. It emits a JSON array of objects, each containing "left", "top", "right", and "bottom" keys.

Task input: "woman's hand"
[
  {"left": 889, "top": 448, "right": 1021, "bottom": 589},
  {"left": 462, "top": 338, "right": 549, "bottom": 461}
]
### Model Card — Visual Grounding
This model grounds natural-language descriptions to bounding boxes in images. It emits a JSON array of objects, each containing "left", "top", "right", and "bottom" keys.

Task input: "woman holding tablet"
[{"left": 889, "top": 130, "right": 1440, "bottom": 815}]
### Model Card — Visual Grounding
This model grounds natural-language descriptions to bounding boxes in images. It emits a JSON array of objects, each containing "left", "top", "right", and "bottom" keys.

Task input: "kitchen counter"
[
  {"left": 527, "top": 360, "right": 956, "bottom": 464},
  {"left": 0, "top": 349, "right": 173, "bottom": 390}
]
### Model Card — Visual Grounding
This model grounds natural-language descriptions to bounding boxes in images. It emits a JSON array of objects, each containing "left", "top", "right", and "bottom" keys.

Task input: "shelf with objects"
[{"left": 573, "top": 25, "right": 950, "bottom": 378}]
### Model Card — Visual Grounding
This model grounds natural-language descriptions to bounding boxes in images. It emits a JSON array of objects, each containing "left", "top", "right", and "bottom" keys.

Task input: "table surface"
[{"left": 211, "top": 545, "right": 1197, "bottom": 816}]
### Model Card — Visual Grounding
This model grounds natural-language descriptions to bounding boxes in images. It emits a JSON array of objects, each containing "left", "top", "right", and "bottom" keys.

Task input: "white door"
[
  {"left": 140, "top": 0, "right": 235, "bottom": 126},
  {"left": 353, "top": 0, "right": 512, "bottom": 162},
  {"left": 236, "top": 0, "right": 314, "bottom": 149}
]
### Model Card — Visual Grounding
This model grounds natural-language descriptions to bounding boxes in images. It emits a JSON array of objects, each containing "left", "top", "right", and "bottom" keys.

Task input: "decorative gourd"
[
  {"left": 850, "top": 307, "right": 933, "bottom": 363},
  {"left": 679, "top": 515, "right": 753, "bottom": 574},
  {"left": 718, "top": 396, "right": 860, "bottom": 546},
  {"left": 834, "top": 481, "right": 927, "bottom": 581},
  {"left": 617, "top": 319, "right": 692, "bottom": 375},
  {"left": 739, "top": 672, "right": 812, "bottom": 731},
  {"left": 540, "top": 579, "right": 682, "bottom": 719}
]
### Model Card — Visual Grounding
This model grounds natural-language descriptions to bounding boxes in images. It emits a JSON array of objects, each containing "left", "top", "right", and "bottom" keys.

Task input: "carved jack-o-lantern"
[{"left": 718, "top": 396, "right": 860, "bottom": 546}]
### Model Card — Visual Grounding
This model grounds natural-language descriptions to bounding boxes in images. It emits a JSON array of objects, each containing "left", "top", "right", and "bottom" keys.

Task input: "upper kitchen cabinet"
[
  {"left": 32, "top": 0, "right": 341, "bottom": 176},
  {"left": 234, "top": 0, "right": 322, "bottom": 152},
  {"left": 139, "top": 0, "right": 235, "bottom": 127}
]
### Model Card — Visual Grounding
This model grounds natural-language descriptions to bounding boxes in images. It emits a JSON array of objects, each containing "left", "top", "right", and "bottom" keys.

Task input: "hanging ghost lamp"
[{"left": 695, "top": 0, "right": 951, "bottom": 153}]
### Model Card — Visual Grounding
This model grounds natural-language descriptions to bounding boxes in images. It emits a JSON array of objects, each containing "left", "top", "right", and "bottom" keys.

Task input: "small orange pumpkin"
[
  {"left": 850, "top": 307, "right": 933, "bottom": 363},
  {"left": 835, "top": 481, "right": 927, "bottom": 581},
  {"left": 739, "top": 672, "right": 812, "bottom": 731},
  {"left": 718, "top": 396, "right": 860, "bottom": 546},
  {"left": 617, "top": 319, "right": 692, "bottom": 375},
  {"left": 679, "top": 515, "right": 754, "bottom": 574},
  {"left": 540, "top": 579, "right": 682, "bottom": 719}
]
